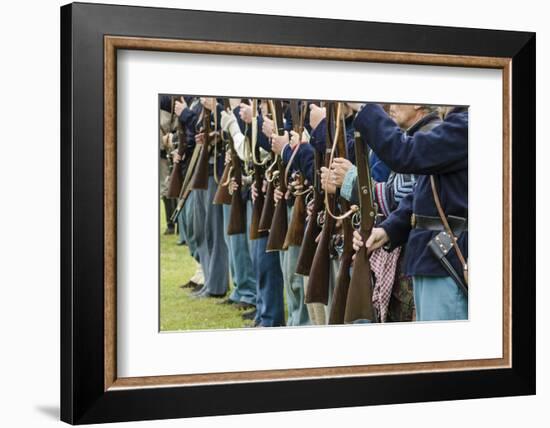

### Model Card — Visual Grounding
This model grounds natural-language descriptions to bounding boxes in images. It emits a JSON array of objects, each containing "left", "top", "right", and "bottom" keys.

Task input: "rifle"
[
  {"left": 212, "top": 161, "right": 232, "bottom": 205},
  {"left": 305, "top": 102, "right": 338, "bottom": 304},
  {"left": 249, "top": 99, "right": 269, "bottom": 240},
  {"left": 295, "top": 148, "right": 323, "bottom": 275},
  {"left": 328, "top": 108, "right": 359, "bottom": 324},
  {"left": 189, "top": 104, "right": 212, "bottom": 190},
  {"left": 344, "top": 131, "right": 376, "bottom": 323},
  {"left": 169, "top": 142, "right": 203, "bottom": 223},
  {"left": 220, "top": 98, "right": 247, "bottom": 235},
  {"left": 167, "top": 96, "right": 188, "bottom": 198},
  {"left": 265, "top": 99, "right": 289, "bottom": 251},
  {"left": 258, "top": 168, "right": 276, "bottom": 231},
  {"left": 213, "top": 99, "right": 251, "bottom": 206},
  {"left": 283, "top": 100, "right": 308, "bottom": 249}
]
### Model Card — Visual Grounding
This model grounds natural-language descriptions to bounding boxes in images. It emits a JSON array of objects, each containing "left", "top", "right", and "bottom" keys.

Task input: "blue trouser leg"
[
  {"left": 195, "top": 176, "right": 229, "bottom": 296},
  {"left": 280, "top": 207, "right": 310, "bottom": 326},
  {"left": 223, "top": 204, "right": 257, "bottom": 305},
  {"left": 324, "top": 259, "right": 338, "bottom": 321},
  {"left": 222, "top": 204, "right": 236, "bottom": 287},
  {"left": 412, "top": 275, "right": 468, "bottom": 321},
  {"left": 223, "top": 205, "right": 256, "bottom": 305},
  {"left": 177, "top": 206, "right": 186, "bottom": 245},
  {"left": 181, "top": 192, "right": 198, "bottom": 260},
  {"left": 251, "top": 237, "right": 262, "bottom": 324},
  {"left": 254, "top": 236, "right": 284, "bottom": 327},
  {"left": 192, "top": 188, "right": 208, "bottom": 280}
]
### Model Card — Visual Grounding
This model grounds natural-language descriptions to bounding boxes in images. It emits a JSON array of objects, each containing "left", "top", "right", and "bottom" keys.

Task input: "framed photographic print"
[{"left": 60, "top": 2, "right": 536, "bottom": 424}]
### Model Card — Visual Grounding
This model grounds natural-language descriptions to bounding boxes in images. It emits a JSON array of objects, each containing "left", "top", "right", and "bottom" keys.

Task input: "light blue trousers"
[
  {"left": 193, "top": 176, "right": 229, "bottom": 296},
  {"left": 279, "top": 206, "right": 310, "bottom": 326},
  {"left": 178, "top": 192, "right": 198, "bottom": 260},
  {"left": 253, "top": 235, "right": 285, "bottom": 327},
  {"left": 324, "top": 259, "right": 338, "bottom": 322},
  {"left": 223, "top": 204, "right": 257, "bottom": 305},
  {"left": 412, "top": 275, "right": 468, "bottom": 321}
]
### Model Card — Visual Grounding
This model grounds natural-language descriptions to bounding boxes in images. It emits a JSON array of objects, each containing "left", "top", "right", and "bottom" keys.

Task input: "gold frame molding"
[{"left": 104, "top": 35, "right": 512, "bottom": 391}]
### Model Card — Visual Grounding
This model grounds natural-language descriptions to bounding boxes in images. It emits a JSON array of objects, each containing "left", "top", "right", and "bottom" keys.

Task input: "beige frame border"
[{"left": 104, "top": 36, "right": 512, "bottom": 391}]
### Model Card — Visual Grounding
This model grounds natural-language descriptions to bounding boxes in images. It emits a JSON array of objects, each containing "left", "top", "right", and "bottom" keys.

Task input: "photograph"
[
  {"left": 58, "top": 2, "right": 536, "bottom": 422},
  {"left": 159, "top": 96, "right": 469, "bottom": 331}
]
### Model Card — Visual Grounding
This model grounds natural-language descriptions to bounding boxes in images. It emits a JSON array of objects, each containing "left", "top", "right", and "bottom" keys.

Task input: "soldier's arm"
[
  {"left": 354, "top": 104, "right": 468, "bottom": 175},
  {"left": 379, "top": 191, "right": 414, "bottom": 250}
]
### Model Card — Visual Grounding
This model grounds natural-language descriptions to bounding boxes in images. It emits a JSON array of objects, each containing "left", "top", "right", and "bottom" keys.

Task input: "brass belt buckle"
[{"left": 410, "top": 213, "right": 416, "bottom": 228}]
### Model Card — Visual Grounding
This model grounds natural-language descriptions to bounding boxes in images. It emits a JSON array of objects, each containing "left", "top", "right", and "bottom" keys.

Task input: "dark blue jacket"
[
  {"left": 179, "top": 100, "right": 224, "bottom": 178},
  {"left": 160, "top": 95, "right": 172, "bottom": 113},
  {"left": 178, "top": 99, "right": 200, "bottom": 153},
  {"left": 309, "top": 117, "right": 391, "bottom": 182},
  {"left": 354, "top": 104, "right": 468, "bottom": 278},
  {"left": 177, "top": 99, "right": 200, "bottom": 174},
  {"left": 281, "top": 142, "right": 315, "bottom": 184},
  {"left": 344, "top": 111, "right": 441, "bottom": 210}
]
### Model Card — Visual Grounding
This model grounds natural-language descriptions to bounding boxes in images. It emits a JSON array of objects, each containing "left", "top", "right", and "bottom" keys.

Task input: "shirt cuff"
[{"left": 340, "top": 166, "right": 357, "bottom": 201}]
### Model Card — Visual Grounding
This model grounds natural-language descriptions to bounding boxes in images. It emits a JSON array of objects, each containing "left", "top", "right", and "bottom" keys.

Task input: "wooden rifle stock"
[
  {"left": 305, "top": 102, "right": 336, "bottom": 304},
  {"left": 167, "top": 96, "right": 188, "bottom": 198},
  {"left": 305, "top": 208, "right": 334, "bottom": 304},
  {"left": 190, "top": 106, "right": 212, "bottom": 190},
  {"left": 248, "top": 99, "right": 268, "bottom": 239},
  {"left": 226, "top": 168, "right": 247, "bottom": 235},
  {"left": 344, "top": 132, "right": 375, "bottom": 323},
  {"left": 258, "top": 178, "right": 275, "bottom": 231},
  {"left": 168, "top": 143, "right": 203, "bottom": 223},
  {"left": 265, "top": 158, "right": 288, "bottom": 250},
  {"left": 295, "top": 151, "right": 323, "bottom": 275},
  {"left": 329, "top": 219, "right": 353, "bottom": 323},
  {"left": 266, "top": 100, "right": 288, "bottom": 251},
  {"left": 226, "top": 145, "right": 247, "bottom": 235},
  {"left": 219, "top": 99, "right": 247, "bottom": 235},
  {"left": 282, "top": 100, "right": 307, "bottom": 249},
  {"left": 328, "top": 110, "right": 354, "bottom": 324},
  {"left": 213, "top": 162, "right": 232, "bottom": 205},
  {"left": 283, "top": 174, "right": 306, "bottom": 249},
  {"left": 250, "top": 162, "right": 267, "bottom": 239},
  {"left": 214, "top": 99, "right": 251, "bottom": 206}
]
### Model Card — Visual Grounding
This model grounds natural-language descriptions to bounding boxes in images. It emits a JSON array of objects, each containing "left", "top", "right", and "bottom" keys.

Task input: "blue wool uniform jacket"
[
  {"left": 354, "top": 104, "right": 468, "bottom": 278},
  {"left": 177, "top": 99, "right": 200, "bottom": 173},
  {"left": 309, "top": 116, "right": 391, "bottom": 182},
  {"left": 178, "top": 101, "right": 225, "bottom": 178}
]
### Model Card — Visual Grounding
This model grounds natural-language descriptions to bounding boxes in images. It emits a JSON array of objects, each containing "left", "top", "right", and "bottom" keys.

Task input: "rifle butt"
[
  {"left": 166, "top": 166, "right": 183, "bottom": 199},
  {"left": 328, "top": 250, "right": 353, "bottom": 324},
  {"left": 304, "top": 223, "right": 332, "bottom": 305},
  {"left": 295, "top": 200, "right": 322, "bottom": 276},
  {"left": 283, "top": 194, "right": 306, "bottom": 249},
  {"left": 344, "top": 246, "right": 375, "bottom": 323},
  {"left": 258, "top": 181, "right": 275, "bottom": 231},
  {"left": 169, "top": 205, "right": 182, "bottom": 225},
  {"left": 265, "top": 199, "right": 288, "bottom": 251},
  {"left": 227, "top": 191, "right": 247, "bottom": 235},
  {"left": 190, "top": 145, "right": 209, "bottom": 190},
  {"left": 249, "top": 195, "right": 267, "bottom": 240},
  {"left": 213, "top": 164, "right": 232, "bottom": 205}
]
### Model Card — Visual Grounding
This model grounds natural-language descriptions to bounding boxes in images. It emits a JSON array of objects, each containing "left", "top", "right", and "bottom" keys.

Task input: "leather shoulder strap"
[{"left": 430, "top": 175, "right": 468, "bottom": 284}]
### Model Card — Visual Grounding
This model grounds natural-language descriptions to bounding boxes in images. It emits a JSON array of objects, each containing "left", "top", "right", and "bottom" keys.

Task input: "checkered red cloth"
[{"left": 370, "top": 246, "right": 402, "bottom": 322}]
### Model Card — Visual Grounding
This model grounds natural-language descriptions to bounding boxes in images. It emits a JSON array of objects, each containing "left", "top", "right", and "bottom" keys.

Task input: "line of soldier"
[{"left": 159, "top": 95, "right": 468, "bottom": 327}]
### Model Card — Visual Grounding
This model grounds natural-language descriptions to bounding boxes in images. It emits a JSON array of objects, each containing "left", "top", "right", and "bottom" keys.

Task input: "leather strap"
[
  {"left": 430, "top": 175, "right": 468, "bottom": 284},
  {"left": 414, "top": 214, "right": 467, "bottom": 235}
]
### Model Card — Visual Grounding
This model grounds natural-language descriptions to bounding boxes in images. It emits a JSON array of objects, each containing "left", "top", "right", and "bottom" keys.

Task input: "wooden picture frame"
[{"left": 61, "top": 2, "right": 535, "bottom": 424}]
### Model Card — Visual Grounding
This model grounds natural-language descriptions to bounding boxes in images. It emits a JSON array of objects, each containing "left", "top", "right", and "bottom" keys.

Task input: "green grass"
[{"left": 159, "top": 201, "right": 253, "bottom": 331}]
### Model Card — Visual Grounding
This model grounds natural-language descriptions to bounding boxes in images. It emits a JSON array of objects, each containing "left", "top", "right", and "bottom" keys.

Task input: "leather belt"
[{"left": 412, "top": 214, "right": 468, "bottom": 235}]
